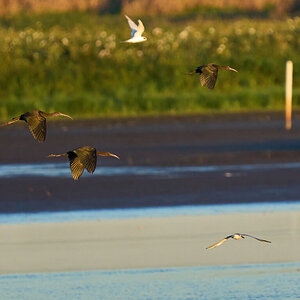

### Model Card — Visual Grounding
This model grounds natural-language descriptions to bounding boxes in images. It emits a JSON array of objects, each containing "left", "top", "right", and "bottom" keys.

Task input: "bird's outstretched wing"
[
  {"left": 74, "top": 147, "right": 97, "bottom": 174},
  {"left": 67, "top": 151, "right": 84, "bottom": 180},
  {"left": 26, "top": 114, "right": 46, "bottom": 142},
  {"left": 134, "top": 19, "right": 145, "bottom": 37},
  {"left": 125, "top": 15, "right": 138, "bottom": 38},
  {"left": 206, "top": 236, "right": 231, "bottom": 249},
  {"left": 200, "top": 66, "right": 218, "bottom": 89},
  {"left": 242, "top": 234, "right": 271, "bottom": 243}
]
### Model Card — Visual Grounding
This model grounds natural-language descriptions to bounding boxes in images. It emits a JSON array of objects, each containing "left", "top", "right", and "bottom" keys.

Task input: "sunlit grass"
[{"left": 0, "top": 12, "right": 299, "bottom": 119}]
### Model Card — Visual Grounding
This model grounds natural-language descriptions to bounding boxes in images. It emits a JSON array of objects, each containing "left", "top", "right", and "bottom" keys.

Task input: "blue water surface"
[
  {"left": 0, "top": 201, "right": 299, "bottom": 225},
  {"left": 1, "top": 161, "right": 300, "bottom": 178},
  {"left": 0, "top": 262, "right": 299, "bottom": 300}
]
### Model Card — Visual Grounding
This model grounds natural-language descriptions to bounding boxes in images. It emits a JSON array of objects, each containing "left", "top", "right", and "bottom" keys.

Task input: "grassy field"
[{"left": 0, "top": 12, "right": 299, "bottom": 119}]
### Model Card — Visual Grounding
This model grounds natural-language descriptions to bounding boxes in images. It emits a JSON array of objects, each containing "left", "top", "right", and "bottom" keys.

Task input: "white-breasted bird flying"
[
  {"left": 122, "top": 15, "right": 147, "bottom": 43},
  {"left": 206, "top": 233, "right": 271, "bottom": 249}
]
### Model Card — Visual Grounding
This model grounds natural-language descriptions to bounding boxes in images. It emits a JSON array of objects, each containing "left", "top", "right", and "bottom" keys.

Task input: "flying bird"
[
  {"left": 187, "top": 63, "right": 238, "bottom": 89},
  {"left": 206, "top": 233, "right": 271, "bottom": 249},
  {"left": 122, "top": 15, "right": 147, "bottom": 43},
  {"left": 0, "top": 110, "right": 73, "bottom": 142},
  {"left": 48, "top": 146, "right": 120, "bottom": 180}
]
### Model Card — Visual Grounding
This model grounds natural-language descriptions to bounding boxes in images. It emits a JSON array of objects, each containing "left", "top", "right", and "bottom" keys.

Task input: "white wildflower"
[
  {"left": 33, "top": 31, "right": 39, "bottom": 40},
  {"left": 95, "top": 40, "right": 102, "bottom": 47},
  {"left": 220, "top": 36, "right": 228, "bottom": 43},
  {"left": 26, "top": 36, "right": 32, "bottom": 44},
  {"left": 39, "top": 40, "right": 47, "bottom": 47},
  {"left": 108, "top": 41, "right": 116, "bottom": 49},
  {"left": 248, "top": 27, "right": 256, "bottom": 35},
  {"left": 208, "top": 27, "right": 215, "bottom": 35},
  {"left": 179, "top": 30, "right": 188, "bottom": 40},
  {"left": 19, "top": 31, "right": 25, "bottom": 39},
  {"left": 100, "top": 31, "right": 107, "bottom": 38},
  {"left": 61, "top": 37, "right": 69, "bottom": 46},
  {"left": 216, "top": 43, "right": 226, "bottom": 54},
  {"left": 98, "top": 49, "right": 110, "bottom": 58},
  {"left": 152, "top": 27, "right": 162, "bottom": 35},
  {"left": 107, "top": 34, "right": 116, "bottom": 41},
  {"left": 82, "top": 43, "right": 90, "bottom": 51}
]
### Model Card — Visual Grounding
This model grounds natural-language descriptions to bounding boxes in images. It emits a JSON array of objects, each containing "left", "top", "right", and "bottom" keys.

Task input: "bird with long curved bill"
[
  {"left": 48, "top": 146, "right": 120, "bottom": 180},
  {"left": 0, "top": 110, "right": 73, "bottom": 142},
  {"left": 206, "top": 233, "right": 271, "bottom": 249},
  {"left": 187, "top": 63, "right": 238, "bottom": 89}
]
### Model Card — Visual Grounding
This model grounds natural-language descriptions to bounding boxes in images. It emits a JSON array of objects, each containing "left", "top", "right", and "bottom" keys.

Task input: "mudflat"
[{"left": 1, "top": 111, "right": 300, "bottom": 212}]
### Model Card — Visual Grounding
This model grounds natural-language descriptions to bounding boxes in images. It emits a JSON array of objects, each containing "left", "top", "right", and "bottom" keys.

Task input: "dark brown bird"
[
  {"left": 187, "top": 63, "right": 238, "bottom": 89},
  {"left": 48, "top": 146, "right": 120, "bottom": 180},
  {"left": 0, "top": 110, "right": 73, "bottom": 142},
  {"left": 206, "top": 233, "right": 271, "bottom": 249}
]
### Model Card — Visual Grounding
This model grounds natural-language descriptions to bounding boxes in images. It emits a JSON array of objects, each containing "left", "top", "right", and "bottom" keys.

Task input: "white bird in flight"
[
  {"left": 206, "top": 233, "right": 271, "bottom": 249},
  {"left": 122, "top": 15, "right": 147, "bottom": 43}
]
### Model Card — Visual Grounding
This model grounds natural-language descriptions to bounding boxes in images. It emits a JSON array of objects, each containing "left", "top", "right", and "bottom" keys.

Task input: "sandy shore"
[{"left": 0, "top": 210, "right": 299, "bottom": 274}]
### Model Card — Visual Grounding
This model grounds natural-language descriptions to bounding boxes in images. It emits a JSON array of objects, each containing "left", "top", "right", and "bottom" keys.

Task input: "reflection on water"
[
  {"left": 0, "top": 263, "right": 299, "bottom": 300},
  {"left": 1, "top": 161, "right": 300, "bottom": 178}
]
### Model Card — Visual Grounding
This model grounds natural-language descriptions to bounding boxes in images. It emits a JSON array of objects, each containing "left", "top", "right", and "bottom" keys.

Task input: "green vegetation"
[{"left": 0, "top": 12, "right": 299, "bottom": 119}]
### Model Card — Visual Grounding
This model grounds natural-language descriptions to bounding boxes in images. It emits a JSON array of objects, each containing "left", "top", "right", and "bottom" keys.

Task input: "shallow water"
[
  {"left": 0, "top": 263, "right": 299, "bottom": 300},
  {"left": 1, "top": 161, "right": 300, "bottom": 178},
  {"left": 0, "top": 201, "right": 299, "bottom": 224}
]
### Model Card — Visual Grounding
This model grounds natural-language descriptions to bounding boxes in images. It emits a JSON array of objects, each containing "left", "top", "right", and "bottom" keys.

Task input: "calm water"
[
  {"left": 1, "top": 161, "right": 300, "bottom": 178},
  {"left": 0, "top": 263, "right": 299, "bottom": 300},
  {"left": 0, "top": 201, "right": 299, "bottom": 224}
]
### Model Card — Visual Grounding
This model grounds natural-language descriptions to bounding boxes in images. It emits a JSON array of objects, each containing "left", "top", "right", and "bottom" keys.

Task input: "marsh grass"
[{"left": 0, "top": 12, "right": 299, "bottom": 119}]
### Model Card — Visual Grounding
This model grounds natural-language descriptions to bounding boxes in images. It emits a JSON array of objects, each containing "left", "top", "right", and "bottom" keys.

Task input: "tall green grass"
[{"left": 0, "top": 12, "right": 299, "bottom": 119}]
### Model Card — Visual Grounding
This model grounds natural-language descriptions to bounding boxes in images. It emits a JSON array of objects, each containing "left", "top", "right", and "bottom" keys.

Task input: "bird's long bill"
[
  {"left": 59, "top": 113, "right": 73, "bottom": 120},
  {"left": 97, "top": 152, "right": 120, "bottom": 159},
  {"left": 47, "top": 153, "right": 65, "bottom": 158},
  {"left": 186, "top": 70, "right": 196, "bottom": 75},
  {"left": 0, "top": 119, "right": 19, "bottom": 126},
  {"left": 229, "top": 67, "right": 238, "bottom": 72}
]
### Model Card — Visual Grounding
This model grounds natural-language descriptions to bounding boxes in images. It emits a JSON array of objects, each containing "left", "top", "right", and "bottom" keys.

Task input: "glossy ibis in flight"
[
  {"left": 188, "top": 63, "right": 238, "bottom": 89},
  {"left": 0, "top": 110, "right": 73, "bottom": 142},
  {"left": 48, "top": 146, "right": 120, "bottom": 180}
]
